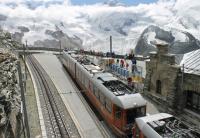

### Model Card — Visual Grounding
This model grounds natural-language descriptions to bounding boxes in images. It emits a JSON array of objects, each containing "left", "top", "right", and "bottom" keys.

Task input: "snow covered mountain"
[
  {"left": 135, "top": 25, "right": 200, "bottom": 56},
  {"left": 0, "top": 0, "right": 199, "bottom": 54}
]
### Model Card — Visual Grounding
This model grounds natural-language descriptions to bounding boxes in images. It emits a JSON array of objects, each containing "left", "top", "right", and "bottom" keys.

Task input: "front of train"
[
  {"left": 125, "top": 106, "right": 146, "bottom": 135},
  {"left": 114, "top": 93, "right": 147, "bottom": 137},
  {"left": 125, "top": 93, "right": 147, "bottom": 137}
]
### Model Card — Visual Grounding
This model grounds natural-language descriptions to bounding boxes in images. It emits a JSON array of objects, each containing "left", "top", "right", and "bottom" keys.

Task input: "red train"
[{"left": 62, "top": 50, "right": 147, "bottom": 137}]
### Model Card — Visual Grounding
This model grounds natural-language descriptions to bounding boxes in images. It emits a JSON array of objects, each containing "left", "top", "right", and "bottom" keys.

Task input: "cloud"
[{"left": 0, "top": 0, "right": 199, "bottom": 52}]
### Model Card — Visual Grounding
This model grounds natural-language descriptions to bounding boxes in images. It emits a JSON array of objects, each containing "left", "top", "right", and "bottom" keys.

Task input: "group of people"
[
  {"left": 116, "top": 55, "right": 137, "bottom": 73},
  {"left": 113, "top": 54, "right": 138, "bottom": 88}
]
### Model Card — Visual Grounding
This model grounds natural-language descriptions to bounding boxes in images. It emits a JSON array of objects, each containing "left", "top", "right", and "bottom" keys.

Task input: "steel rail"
[{"left": 28, "top": 55, "right": 70, "bottom": 138}]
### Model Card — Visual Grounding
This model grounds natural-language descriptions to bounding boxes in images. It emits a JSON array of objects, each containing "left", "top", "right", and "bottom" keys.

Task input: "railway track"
[{"left": 27, "top": 55, "right": 80, "bottom": 138}]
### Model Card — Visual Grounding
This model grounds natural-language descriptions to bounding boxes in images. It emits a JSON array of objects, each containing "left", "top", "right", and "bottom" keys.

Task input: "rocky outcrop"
[
  {"left": 0, "top": 14, "right": 7, "bottom": 21},
  {"left": 43, "top": 29, "right": 83, "bottom": 49},
  {"left": 0, "top": 50, "right": 21, "bottom": 138},
  {"left": 45, "top": 29, "right": 65, "bottom": 39},
  {"left": 17, "top": 26, "right": 30, "bottom": 33},
  {"left": 0, "top": 29, "right": 22, "bottom": 138},
  {"left": 0, "top": 30, "right": 21, "bottom": 49},
  {"left": 12, "top": 32, "right": 24, "bottom": 43}
]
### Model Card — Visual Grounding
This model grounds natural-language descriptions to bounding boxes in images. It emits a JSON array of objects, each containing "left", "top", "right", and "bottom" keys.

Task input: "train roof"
[
  {"left": 63, "top": 51, "right": 147, "bottom": 109},
  {"left": 94, "top": 72, "right": 146, "bottom": 109},
  {"left": 136, "top": 113, "right": 200, "bottom": 138}
]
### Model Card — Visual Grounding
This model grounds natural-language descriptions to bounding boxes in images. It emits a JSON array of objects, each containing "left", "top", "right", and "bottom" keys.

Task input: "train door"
[{"left": 114, "top": 105, "right": 122, "bottom": 129}]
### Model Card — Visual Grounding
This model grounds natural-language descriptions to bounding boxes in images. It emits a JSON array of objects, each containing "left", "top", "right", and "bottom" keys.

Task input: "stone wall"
[
  {"left": 0, "top": 50, "right": 21, "bottom": 138},
  {"left": 144, "top": 44, "right": 180, "bottom": 112}
]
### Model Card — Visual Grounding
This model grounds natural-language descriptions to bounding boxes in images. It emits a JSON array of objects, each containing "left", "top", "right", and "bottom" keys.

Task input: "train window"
[
  {"left": 88, "top": 80, "right": 91, "bottom": 90},
  {"left": 93, "top": 86, "right": 98, "bottom": 94},
  {"left": 69, "top": 61, "right": 71, "bottom": 69},
  {"left": 140, "top": 107, "right": 146, "bottom": 116},
  {"left": 105, "top": 98, "right": 112, "bottom": 113},
  {"left": 81, "top": 74, "right": 84, "bottom": 84},
  {"left": 100, "top": 92, "right": 105, "bottom": 106},
  {"left": 94, "top": 86, "right": 99, "bottom": 98},
  {"left": 79, "top": 70, "right": 81, "bottom": 80},
  {"left": 84, "top": 78, "right": 88, "bottom": 88},
  {"left": 80, "top": 72, "right": 83, "bottom": 83},
  {"left": 90, "top": 82, "right": 94, "bottom": 93},
  {"left": 127, "top": 107, "right": 146, "bottom": 124},
  {"left": 126, "top": 109, "right": 136, "bottom": 124},
  {"left": 77, "top": 69, "right": 79, "bottom": 78},
  {"left": 115, "top": 106, "right": 121, "bottom": 119},
  {"left": 93, "top": 85, "right": 95, "bottom": 94}
]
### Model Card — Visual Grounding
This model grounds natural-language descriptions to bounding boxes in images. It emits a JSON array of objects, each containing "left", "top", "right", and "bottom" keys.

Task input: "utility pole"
[
  {"left": 181, "top": 64, "right": 184, "bottom": 92},
  {"left": 110, "top": 35, "right": 112, "bottom": 57},
  {"left": 178, "top": 64, "right": 184, "bottom": 113},
  {"left": 25, "top": 40, "right": 28, "bottom": 80}
]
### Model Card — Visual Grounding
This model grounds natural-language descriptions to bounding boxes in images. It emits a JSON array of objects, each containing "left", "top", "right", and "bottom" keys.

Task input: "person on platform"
[
  {"left": 126, "top": 62, "right": 129, "bottom": 70},
  {"left": 131, "top": 55, "right": 137, "bottom": 73},
  {"left": 120, "top": 59, "right": 125, "bottom": 68},
  {"left": 127, "top": 77, "right": 133, "bottom": 88},
  {"left": 116, "top": 59, "right": 119, "bottom": 65}
]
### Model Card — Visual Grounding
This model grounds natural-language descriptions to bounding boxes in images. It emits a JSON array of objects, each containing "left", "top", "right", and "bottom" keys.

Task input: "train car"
[
  {"left": 134, "top": 113, "right": 200, "bottom": 138},
  {"left": 62, "top": 50, "right": 147, "bottom": 137}
]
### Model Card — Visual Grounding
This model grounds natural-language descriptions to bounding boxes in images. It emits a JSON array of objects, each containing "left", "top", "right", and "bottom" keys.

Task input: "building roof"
[{"left": 179, "top": 49, "right": 200, "bottom": 75}]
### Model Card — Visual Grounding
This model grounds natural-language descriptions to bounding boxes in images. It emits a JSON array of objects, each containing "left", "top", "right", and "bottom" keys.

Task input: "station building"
[{"left": 143, "top": 43, "right": 200, "bottom": 127}]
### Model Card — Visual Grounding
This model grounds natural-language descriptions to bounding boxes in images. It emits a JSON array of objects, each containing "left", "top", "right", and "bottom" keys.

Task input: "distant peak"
[{"left": 103, "top": 0, "right": 124, "bottom": 7}]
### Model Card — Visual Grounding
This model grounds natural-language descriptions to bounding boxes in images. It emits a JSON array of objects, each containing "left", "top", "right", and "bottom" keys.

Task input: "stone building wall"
[
  {"left": 144, "top": 43, "right": 200, "bottom": 127},
  {"left": 144, "top": 44, "right": 180, "bottom": 112}
]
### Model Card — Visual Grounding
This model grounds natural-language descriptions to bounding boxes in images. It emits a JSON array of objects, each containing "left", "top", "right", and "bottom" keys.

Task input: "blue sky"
[{"left": 71, "top": 0, "right": 158, "bottom": 5}]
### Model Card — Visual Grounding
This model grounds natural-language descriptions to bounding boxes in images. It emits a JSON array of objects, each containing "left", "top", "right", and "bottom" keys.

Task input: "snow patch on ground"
[
  {"left": 145, "top": 32, "right": 156, "bottom": 46},
  {"left": 172, "top": 31, "right": 188, "bottom": 42}
]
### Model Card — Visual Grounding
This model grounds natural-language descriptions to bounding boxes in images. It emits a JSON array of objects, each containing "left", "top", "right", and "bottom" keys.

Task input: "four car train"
[{"left": 62, "top": 50, "right": 147, "bottom": 137}]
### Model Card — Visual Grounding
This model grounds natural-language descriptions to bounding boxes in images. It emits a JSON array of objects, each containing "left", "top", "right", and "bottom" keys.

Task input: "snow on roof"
[
  {"left": 180, "top": 49, "right": 200, "bottom": 75},
  {"left": 115, "top": 93, "right": 147, "bottom": 109}
]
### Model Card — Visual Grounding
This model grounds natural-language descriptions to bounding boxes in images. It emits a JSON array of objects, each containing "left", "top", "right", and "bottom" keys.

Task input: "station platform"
[{"left": 33, "top": 53, "right": 105, "bottom": 138}]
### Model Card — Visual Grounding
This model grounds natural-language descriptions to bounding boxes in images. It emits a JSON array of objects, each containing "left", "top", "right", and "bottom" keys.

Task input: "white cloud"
[{"left": 0, "top": 0, "right": 199, "bottom": 52}]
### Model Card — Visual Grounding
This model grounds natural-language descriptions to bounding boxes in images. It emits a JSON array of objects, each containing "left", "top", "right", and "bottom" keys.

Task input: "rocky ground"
[{"left": 0, "top": 28, "right": 21, "bottom": 50}]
